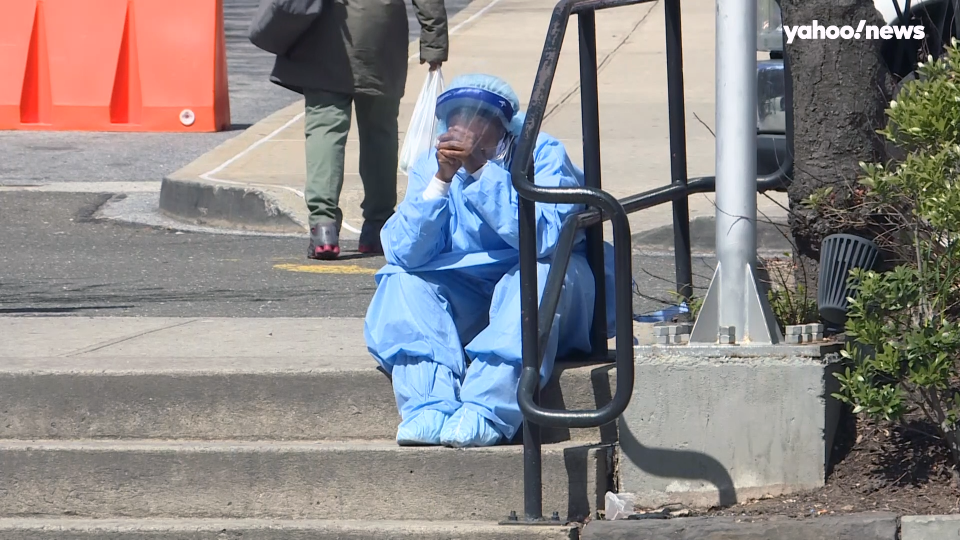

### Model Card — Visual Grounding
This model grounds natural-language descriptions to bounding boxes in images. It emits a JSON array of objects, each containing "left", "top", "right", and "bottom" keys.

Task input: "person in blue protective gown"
[{"left": 363, "top": 73, "right": 617, "bottom": 448}]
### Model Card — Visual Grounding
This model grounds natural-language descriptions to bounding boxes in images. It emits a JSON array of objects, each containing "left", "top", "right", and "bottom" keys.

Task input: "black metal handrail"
[
  {"left": 511, "top": 0, "right": 653, "bottom": 434},
  {"left": 507, "top": 0, "right": 794, "bottom": 523}
]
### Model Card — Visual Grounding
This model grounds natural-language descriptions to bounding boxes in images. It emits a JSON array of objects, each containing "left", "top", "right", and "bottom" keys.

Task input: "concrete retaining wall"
[{"left": 619, "top": 343, "right": 843, "bottom": 508}]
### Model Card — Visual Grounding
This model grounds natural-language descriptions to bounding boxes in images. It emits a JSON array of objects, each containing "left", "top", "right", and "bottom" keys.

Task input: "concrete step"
[
  {"left": 0, "top": 518, "right": 579, "bottom": 539},
  {"left": 0, "top": 439, "right": 611, "bottom": 522},
  {"left": 2, "top": 317, "right": 627, "bottom": 444},
  {"left": 0, "top": 356, "right": 618, "bottom": 444}
]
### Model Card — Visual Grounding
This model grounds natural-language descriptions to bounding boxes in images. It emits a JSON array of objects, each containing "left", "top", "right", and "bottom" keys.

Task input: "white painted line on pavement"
[
  {"left": 450, "top": 0, "right": 505, "bottom": 35},
  {"left": 199, "top": 113, "right": 304, "bottom": 184}
]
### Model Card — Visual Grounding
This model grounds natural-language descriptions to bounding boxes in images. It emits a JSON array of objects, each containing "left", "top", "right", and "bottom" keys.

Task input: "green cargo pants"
[{"left": 303, "top": 89, "right": 401, "bottom": 229}]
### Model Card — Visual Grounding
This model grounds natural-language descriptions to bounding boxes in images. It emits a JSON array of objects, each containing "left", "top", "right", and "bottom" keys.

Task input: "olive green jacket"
[{"left": 270, "top": 0, "right": 448, "bottom": 99}]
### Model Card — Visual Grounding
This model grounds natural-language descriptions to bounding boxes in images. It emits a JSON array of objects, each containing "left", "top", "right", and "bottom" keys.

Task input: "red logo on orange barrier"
[{"left": 0, "top": 0, "right": 231, "bottom": 132}]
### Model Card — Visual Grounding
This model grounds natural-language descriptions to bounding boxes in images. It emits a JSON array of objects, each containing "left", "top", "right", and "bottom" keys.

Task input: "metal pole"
[
  {"left": 664, "top": 0, "right": 692, "bottom": 308},
  {"left": 688, "top": 0, "right": 782, "bottom": 344},
  {"left": 578, "top": 9, "right": 608, "bottom": 358},
  {"left": 518, "top": 170, "right": 543, "bottom": 521},
  {"left": 715, "top": 0, "right": 755, "bottom": 338}
]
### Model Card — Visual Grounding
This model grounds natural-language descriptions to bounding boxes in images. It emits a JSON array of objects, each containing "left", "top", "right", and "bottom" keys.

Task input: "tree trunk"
[{"left": 779, "top": 0, "right": 895, "bottom": 295}]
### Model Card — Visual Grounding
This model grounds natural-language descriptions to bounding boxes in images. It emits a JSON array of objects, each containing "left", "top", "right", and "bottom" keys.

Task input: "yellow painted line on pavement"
[{"left": 274, "top": 263, "right": 377, "bottom": 275}]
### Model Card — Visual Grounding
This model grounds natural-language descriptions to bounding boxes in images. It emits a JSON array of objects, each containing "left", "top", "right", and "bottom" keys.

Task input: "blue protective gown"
[{"left": 363, "top": 132, "right": 617, "bottom": 444}]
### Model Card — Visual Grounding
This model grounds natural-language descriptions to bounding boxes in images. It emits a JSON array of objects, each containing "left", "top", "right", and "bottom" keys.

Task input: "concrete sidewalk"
[
  {"left": 159, "top": 0, "right": 789, "bottom": 239},
  {"left": 3, "top": 317, "right": 371, "bottom": 365},
  {"left": 3, "top": 316, "right": 652, "bottom": 363}
]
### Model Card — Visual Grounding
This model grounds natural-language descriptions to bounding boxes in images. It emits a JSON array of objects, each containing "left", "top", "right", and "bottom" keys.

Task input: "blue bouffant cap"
[{"left": 435, "top": 73, "right": 525, "bottom": 138}]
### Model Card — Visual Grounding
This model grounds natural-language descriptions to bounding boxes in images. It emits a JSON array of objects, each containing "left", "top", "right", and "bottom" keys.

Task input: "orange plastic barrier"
[{"left": 0, "top": 0, "right": 230, "bottom": 132}]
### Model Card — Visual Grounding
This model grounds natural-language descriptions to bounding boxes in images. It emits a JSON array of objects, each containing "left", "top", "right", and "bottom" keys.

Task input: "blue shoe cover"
[
  {"left": 397, "top": 409, "right": 449, "bottom": 446},
  {"left": 440, "top": 408, "right": 503, "bottom": 448}
]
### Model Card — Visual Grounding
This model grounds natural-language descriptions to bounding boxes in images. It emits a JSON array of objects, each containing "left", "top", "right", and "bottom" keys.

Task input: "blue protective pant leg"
[
  {"left": 364, "top": 270, "right": 496, "bottom": 421},
  {"left": 460, "top": 254, "right": 595, "bottom": 442}
]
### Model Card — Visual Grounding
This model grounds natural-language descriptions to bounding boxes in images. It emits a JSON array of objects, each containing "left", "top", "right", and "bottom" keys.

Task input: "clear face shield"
[{"left": 435, "top": 87, "right": 517, "bottom": 167}]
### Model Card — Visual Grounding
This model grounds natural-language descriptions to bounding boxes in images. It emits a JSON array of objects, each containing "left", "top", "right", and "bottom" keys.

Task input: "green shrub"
[
  {"left": 823, "top": 40, "right": 960, "bottom": 472},
  {"left": 767, "top": 285, "right": 819, "bottom": 330},
  {"left": 761, "top": 256, "right": 819, "bottom": 330}
]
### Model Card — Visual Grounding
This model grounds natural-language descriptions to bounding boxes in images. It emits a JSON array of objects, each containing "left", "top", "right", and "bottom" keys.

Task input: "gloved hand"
[
  {"left": 436, "top": 147, "right": 462, "bottom": 182},
  {"left": 437, "top": 126, "right": 486, "bottom": 175}
]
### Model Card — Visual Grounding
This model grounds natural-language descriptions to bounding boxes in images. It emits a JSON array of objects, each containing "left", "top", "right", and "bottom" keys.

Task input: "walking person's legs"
[
  {"left": 353, "top": 93, "right": 402, "bottom": 254},
  {"left": 304, "top": 89, "right": 352, "bottom": 260}
]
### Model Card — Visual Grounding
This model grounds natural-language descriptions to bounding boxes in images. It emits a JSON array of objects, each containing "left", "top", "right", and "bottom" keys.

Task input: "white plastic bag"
[
  {"left": 399, "top": 68, "right": 444, "bottom": 175},
  {"left": 604, "top": 491, "right": 637, "bottom": 520}
]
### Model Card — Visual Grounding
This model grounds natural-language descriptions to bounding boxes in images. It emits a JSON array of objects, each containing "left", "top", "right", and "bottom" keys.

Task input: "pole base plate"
[{"left": 689, "top": 261, "right": 784, "bottom": 344}]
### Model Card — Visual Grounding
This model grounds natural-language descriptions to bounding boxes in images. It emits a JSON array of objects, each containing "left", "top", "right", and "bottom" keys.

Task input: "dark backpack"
[{"left": 248, "top": 0, "right": 324, "bottom": 56}]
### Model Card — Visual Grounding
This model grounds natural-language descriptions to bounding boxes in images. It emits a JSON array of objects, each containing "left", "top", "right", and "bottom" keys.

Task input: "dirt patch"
[
  {"left": 758, "top": 256, "right": 797, "bottom": 292},
  {"left": 635, "top": 409, "right": 960, "bottom": 519}
]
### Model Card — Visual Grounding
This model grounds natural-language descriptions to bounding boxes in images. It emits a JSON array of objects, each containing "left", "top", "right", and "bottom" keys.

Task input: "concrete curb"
[
  {"left": 901, "top": 514, "right": 960, "bottom": 539},
  {"left": 159, "top": 101, "right": 309, "bottom": 235},
  {"left": 582, "top": 512, "right": 898, "bottom": 539},
  {"left": 158, "top": 177, "right": 305, "bottom": 234},
  {"left": 581, "top": 512, "right": 960, "bottom": 539}
]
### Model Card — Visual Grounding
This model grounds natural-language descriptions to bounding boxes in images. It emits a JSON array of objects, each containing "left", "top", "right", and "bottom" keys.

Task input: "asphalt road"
[
  {"left": 0, "top": 192, "right": 718, "bottom": 318},
  {"left": 0, "top": 0, "right": 722, "bottom": 320},
  {"left": 0, "top": 0, "right": 474, "bottom": 186}
]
